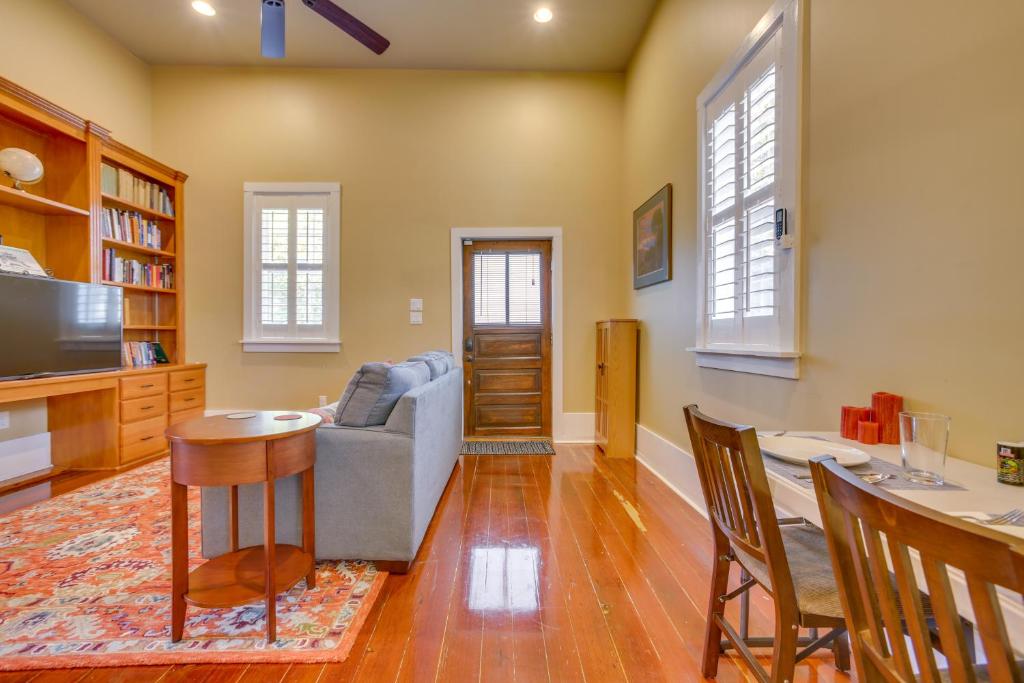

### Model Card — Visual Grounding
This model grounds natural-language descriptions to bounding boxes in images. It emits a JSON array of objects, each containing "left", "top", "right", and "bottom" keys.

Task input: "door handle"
[
  {"left": 465, "top": 355, "right": 473, "bottom": 362},
  {"left": 464, "top": 337, "right": 474, "bottom": 352}
]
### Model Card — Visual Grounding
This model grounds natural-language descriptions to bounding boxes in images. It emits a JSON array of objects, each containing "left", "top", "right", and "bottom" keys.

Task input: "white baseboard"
[
  {"left": 0, "top": 432, "right": 52, "bottom": 481},
  {"left": 634, "top": 424, "right": 708, "bottom": 519},
  {"left": 556, "top": 412, "right": 595, "bottom": 443}
]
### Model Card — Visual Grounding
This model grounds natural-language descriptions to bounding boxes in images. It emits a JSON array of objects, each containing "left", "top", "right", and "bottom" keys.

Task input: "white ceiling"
[{"left": 65, "top": 0, "right": 658, "bottom": 72}]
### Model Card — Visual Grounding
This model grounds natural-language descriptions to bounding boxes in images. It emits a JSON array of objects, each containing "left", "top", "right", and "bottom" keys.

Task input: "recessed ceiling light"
[
  {"left": 533, "top": 7, "right": 553, "bottom": 23},
  {"left": 192, "top": 1, "right": 216, "bottom": 16}
]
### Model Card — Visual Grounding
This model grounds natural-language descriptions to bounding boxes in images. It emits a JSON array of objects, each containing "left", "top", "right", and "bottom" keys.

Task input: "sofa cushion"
[
  {"left": 335, "top": 361, "right": 431, "bottom": 427},
  {"left": 407, "top": 352, "right": 449, "bottom": 379}
]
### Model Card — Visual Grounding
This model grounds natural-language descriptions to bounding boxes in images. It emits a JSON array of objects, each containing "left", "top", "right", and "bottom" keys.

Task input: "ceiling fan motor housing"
[{"left": 261, "top": 0, "right": 286, "bottom": 59}]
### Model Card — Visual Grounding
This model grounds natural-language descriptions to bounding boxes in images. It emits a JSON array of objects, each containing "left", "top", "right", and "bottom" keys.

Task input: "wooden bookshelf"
[{"left": 0, "top": 75, "right": 188, "bottom": 365}]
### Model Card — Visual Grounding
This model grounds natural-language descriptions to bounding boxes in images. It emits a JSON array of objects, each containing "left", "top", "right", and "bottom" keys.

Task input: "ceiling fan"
[{"left": 260, "top": 0, "right": 390, "bottom": 58}]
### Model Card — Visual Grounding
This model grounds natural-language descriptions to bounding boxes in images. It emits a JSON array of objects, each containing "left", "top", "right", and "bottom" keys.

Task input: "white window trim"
[
  {"left": 242, "top": 182, "right": 341, "bottom": 353},
  {"left": 691, "top": 0, "right": 805, "bottom": 379}
]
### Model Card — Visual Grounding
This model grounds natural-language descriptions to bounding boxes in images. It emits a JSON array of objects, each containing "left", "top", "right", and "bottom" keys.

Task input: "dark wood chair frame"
[
  {"left": 683, "top": 405, "right": 850, "bottom": 683},
  {"left": 810, "top": 455, "right": 1024, "bottom": 683}
]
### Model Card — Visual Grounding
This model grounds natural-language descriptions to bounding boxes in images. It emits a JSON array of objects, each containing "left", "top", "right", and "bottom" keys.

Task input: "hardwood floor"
[{"left": 0, "top": 445, "right": 853, "bottom": 682}]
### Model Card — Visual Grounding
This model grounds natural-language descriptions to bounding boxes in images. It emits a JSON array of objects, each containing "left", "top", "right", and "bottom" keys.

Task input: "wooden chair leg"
[
  {"left": 832, "top": 631, "right": 851, "bottom": 672},
  {"left": 770, "top": 621, "right": 798, "bottom": 683},
  {"left": 703, "top": 550, "right": 731, "bottom": 677}
]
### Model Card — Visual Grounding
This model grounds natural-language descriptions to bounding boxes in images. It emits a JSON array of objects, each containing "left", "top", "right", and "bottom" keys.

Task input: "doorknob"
[{"left": 465, "top": 355, "right": 474, "bottom": 362}]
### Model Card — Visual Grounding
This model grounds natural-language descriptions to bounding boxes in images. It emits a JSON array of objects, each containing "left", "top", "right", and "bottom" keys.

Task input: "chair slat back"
[
  {"left": 683, "top": 405, "right": 796, "bottom": 602},
  {"left": 810, "top": 455, "right": 1024, "bottom": 683}
]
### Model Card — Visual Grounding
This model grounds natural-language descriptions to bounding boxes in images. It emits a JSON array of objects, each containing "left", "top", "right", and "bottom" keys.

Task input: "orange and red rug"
[{"left": 0, "top": 460, "right": 387, "bottom": 670}]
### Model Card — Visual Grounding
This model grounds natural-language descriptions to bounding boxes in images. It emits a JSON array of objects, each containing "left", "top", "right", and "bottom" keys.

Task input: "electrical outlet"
[
  {"left": 0, "top": 411, "right": 9, "bottom": 430},
  {"left": 318, "top": 395, "right": 328, "bottom": 407},
  {"left": 409, "top": 298, "right": 423, "bottom": 312},
  {"left": 410, "top": 311, "right": 423, "bottom": 325}
]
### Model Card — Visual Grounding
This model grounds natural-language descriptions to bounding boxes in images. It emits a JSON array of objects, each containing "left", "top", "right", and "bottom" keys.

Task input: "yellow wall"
[
  {"left": 0, "top": 0, "right": 152, "bottom": 151},
  {"left": 151, "top": 67, "right": 626, "bottom": 413},
  {"left": 623, "top": 0, "right": 1024, "bottom": 465}
]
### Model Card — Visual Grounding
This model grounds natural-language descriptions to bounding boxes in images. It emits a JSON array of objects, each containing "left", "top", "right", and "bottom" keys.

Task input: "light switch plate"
[
  {"left": 318, "top": 395, "right": 328, "bottom": 407},
  {"left": 0, "top": 411, "right": 9, "bottom": 430},
  {"left": 409, "top": 298, "right": 423, "bottom": 312},
  {"left": 410, "top": 311, "right": 423, "bottom": 325}
]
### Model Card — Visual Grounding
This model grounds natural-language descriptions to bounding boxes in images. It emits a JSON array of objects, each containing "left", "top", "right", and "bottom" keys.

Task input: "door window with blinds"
[
  {"left": 242, "top": 183, "right": 341, "bottom": 352},
  {"left": 695, "top": 0, "right": 802, "bottom": 376},
  {"left": 473, "top": 251, "right": 543, "bottom": 326}
]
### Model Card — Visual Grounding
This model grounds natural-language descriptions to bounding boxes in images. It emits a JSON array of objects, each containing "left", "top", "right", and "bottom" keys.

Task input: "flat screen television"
[{"left": 0, "top": 272, "right": 123, "bottom": 381}]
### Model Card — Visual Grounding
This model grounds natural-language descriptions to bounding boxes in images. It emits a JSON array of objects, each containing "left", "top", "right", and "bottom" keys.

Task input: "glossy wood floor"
[{"left": 0, "top": 445, "right": 853, "bottom": 682}]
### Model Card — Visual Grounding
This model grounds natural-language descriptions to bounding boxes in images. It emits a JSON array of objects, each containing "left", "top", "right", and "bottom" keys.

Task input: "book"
[
  {"left": 104, "top": 163, "right": 175, "bottom": 216},
  {"left": 100, "top": 163, "right": 118, "bottom": 196},
  {"left": 0, "top": 245, "right": 48, "bottom": 277},
  {"left": 103, "top": 249, "right": 173, "bottom": 289},
  {"left": 122, "top": 341, "right": 170, "bottom": 368}
]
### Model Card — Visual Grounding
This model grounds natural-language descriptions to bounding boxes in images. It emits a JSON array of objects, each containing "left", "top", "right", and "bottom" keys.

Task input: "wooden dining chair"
[
  {"left": 683, "top": 405, "right": 850, "bottom": 682},
  {"left": 810, "top": 455, "right": 1024, "bottom": 683}
]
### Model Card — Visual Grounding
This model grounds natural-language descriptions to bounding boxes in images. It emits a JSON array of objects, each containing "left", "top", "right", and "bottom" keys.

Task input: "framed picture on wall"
[{"left": 633, "top": 183, "right": 672, "bottom": 289}]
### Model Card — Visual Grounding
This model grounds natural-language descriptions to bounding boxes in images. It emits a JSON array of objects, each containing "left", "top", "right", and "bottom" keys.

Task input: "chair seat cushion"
[{"left": 734, "top": 523, "right": 845, "bottom": 620}]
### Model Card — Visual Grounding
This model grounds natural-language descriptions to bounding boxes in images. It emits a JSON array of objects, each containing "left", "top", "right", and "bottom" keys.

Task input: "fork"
[{"left": 954, "top": 509, "right": 1024, "bottom": 526}]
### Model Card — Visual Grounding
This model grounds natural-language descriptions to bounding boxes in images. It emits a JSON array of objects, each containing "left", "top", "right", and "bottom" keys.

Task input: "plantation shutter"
[{"left": 703, "top": 29, "right": 782, "bottom": 348}]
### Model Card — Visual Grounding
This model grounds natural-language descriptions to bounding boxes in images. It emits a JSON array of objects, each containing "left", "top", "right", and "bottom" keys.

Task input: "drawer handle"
[
  {"left": 141, "top": 405, "right": 154, "bottom": 411},
  {"left": 184, "top": 378, "right": 196, "bottom": 383},
  {"left": 141, "top": 436, "right": 154, "bottom": 441},
  {"left": 141, "top": 383, "right": 155, "bottom": 389},
  {"left": 184, "top": 398, "right": 196, "bottom": 402}
]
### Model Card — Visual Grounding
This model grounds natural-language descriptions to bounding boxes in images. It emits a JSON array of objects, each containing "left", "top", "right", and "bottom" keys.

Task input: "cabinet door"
[{"left": 595, "top": 323, "right": 610, "bottom": 448}]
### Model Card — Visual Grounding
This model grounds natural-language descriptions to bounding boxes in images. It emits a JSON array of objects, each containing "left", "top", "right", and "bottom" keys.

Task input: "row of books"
[
  {"left": 123, "top": 341, "right": 170, "bottom": 368},
  {"left": 103, "top": 249, "right": 174, "bottom": 290},
  {"left": 101, "top": 163, "right": 175, "bottom": 216},
  {"left": 101, "top": 208, "right": 163, "bottom": 250}
]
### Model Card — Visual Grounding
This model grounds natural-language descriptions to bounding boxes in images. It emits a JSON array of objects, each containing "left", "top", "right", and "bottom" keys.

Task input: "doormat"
[{"left": 461, "top": 440, "right": 556, "bottom": 455}]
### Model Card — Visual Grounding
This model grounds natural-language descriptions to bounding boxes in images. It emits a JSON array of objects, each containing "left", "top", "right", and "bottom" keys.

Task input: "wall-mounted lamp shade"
[
  {"left": 261, "top": 0, "right": 286, "bottom": 58},
  {"left": 0, "top": 148, "right": 45, "bottom": 190}
]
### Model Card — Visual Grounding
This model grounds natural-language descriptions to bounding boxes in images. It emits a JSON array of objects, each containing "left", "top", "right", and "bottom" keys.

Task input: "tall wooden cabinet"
[{"left": 595, "top": 319, "right": 638, "bottom": 458}]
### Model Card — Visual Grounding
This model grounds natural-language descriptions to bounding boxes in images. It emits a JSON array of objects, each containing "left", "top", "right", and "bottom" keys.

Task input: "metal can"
[{"left": 996, "top": 441, "right": 1024, "bottom": 485}]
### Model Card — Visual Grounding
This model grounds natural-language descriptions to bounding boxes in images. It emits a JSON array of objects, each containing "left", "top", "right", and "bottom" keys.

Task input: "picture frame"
[{"left": 633, "top": 183, "right": 672, "bottom": 289}]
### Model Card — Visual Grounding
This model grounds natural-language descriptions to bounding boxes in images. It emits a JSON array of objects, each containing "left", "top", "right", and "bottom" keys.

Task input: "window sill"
[
  {"left": 241, "top": 339, "right": 341, "bottom": 353},
  {"left": 686, "top": 347, "right": 801, "bottom": 379}
]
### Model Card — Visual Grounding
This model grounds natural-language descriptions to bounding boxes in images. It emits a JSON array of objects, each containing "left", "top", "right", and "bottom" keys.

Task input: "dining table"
[{"left": 757, "top": 431, "right": 1024, "bottom": 655}]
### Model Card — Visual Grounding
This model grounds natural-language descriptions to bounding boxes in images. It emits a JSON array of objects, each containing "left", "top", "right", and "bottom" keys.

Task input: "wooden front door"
[{"left": 462, "top": 239, "right": 552, "bottom": 437}]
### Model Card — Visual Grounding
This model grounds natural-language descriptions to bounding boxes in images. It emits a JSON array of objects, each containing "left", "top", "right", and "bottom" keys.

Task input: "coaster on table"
[
  {"left": 225, "top": 412, "right": 257, "bottom": 420},
  {"left": 274, "top": 413, "right": 303, "bottom": 421}
]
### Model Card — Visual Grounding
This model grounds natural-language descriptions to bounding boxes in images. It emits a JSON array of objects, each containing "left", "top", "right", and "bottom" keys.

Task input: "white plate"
[{"left": 758, "top": 435, "right": 871, "bottom": 467}]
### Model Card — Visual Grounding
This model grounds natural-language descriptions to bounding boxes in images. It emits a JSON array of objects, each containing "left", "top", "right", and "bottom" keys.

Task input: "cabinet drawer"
[
  {"left": 120, "top": 373, "right": 167, "bottom": 400},
  {"left": 168, "top": 406, "right": 205, "bottom": 426},
  {"left": 120, "top": 415, "right": 167, "bottom": 463},
  {"left": 121, "top": 394, "right": 167, "bottom": 423},
  {"left": 169, "top": 368, "right": 205, "bottom": 393},
  {"left": 169, "top": 388, "right": 205, "bottom": 413}
]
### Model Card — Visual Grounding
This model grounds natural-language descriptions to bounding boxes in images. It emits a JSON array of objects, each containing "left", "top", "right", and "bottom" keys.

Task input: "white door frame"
[{"left": 450, "top": 227, "right": 564, "bottom": 441}]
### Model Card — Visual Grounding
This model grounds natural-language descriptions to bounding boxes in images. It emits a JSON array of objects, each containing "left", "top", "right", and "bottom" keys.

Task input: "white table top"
[{"left": 760, "top": 431, "right": 1023, "bottom": 654}]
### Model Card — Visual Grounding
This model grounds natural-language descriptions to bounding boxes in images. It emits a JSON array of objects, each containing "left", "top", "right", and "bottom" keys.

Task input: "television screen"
[{"left": 0, "top": 273, "right": 123, "bottom": 381}]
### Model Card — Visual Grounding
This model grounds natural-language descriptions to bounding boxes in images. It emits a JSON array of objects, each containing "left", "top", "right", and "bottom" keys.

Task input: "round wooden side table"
[{"left": 165, "top": 411, "right": 321, "bottom": 643}]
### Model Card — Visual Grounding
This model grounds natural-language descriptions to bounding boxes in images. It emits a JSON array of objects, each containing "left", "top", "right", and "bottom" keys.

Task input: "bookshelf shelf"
[
  {"left": 101, "top": 193, "right": 175, "bottom": 221},
  {"left": 102, "top": 238, "right": 174, "bottom": 258},
  {"left": 0, "top": 185, "right": 89, "bottom": 217},
  {"left": 124, "top": 324, "right": 177, "bottom": 331},
  {"left": 102, "top": 280, "right": 177, "bottom": 294}
]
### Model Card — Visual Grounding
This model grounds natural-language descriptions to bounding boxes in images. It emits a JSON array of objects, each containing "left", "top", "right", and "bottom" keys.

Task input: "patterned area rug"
[
  {"left": 461, "top": 440, "right": 556, "bottom": 455},
  {"left": 0, "top": 460, "right": 387, "bottom": 670}
]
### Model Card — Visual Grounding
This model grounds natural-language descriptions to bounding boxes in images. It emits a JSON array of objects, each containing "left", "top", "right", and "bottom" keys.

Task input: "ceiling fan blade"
[
  {"left": 261, "top": 0, "right": 286, "bottom": 59},
  {"left": 301, "top": 0, "right": 390, "bottom": 55}
]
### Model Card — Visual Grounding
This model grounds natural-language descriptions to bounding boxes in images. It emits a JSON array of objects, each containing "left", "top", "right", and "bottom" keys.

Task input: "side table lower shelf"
[{"left": 185, "top": 544, "right": 314, "bottom": 609}]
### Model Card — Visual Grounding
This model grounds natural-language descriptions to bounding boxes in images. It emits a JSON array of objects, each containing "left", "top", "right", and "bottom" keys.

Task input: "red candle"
[
  {"left": 872, "top": 392, "right": 904, "bottom": 445},
  {"left": 841, "top": 406, "right": 874, "bottom": 439},
  {"left": 857, "top": 421, "right": 879, "bottom": 445}
]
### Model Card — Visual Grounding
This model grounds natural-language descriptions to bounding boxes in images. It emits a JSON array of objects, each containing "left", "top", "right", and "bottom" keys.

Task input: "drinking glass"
[{"left": 899, "top": 412, "right": 950, "bottom": 485}]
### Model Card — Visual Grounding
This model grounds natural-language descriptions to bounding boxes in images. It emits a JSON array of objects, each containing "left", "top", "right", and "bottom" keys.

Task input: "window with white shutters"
[
  {"left": 243, "top": 183, "right": 340, "bottom": 352},
  {"left": 694, "top": 0, "right": 802, "bottom": 378},
  {"left": 473, "top": 251, "right": 542, "bottom": 326}
]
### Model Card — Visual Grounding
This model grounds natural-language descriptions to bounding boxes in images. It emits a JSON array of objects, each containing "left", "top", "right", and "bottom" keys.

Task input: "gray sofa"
[{"left": 200, "top": 363, "right": 463, "bottom": 572}]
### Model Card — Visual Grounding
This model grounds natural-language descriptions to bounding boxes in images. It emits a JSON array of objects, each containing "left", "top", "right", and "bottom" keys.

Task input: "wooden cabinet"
[
  {"left": 114, "top": 364, "right": 205, "bottom": 466},
  {"left": 595, "top": 320, "right": 638, "bottom": 458}
]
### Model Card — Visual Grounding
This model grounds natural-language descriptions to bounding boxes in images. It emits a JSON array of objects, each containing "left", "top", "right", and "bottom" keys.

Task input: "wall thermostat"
[{"left": 774, "top": 207, "right": 794, "bottom": 249}]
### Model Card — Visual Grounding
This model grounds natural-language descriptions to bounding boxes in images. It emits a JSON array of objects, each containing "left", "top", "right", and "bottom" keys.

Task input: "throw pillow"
[
  {"left": 335, "top": 361, "right": 431, "bottom": 427},
  {"left": 407, "top": 352, "right": 447, "bottom": 379}
]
